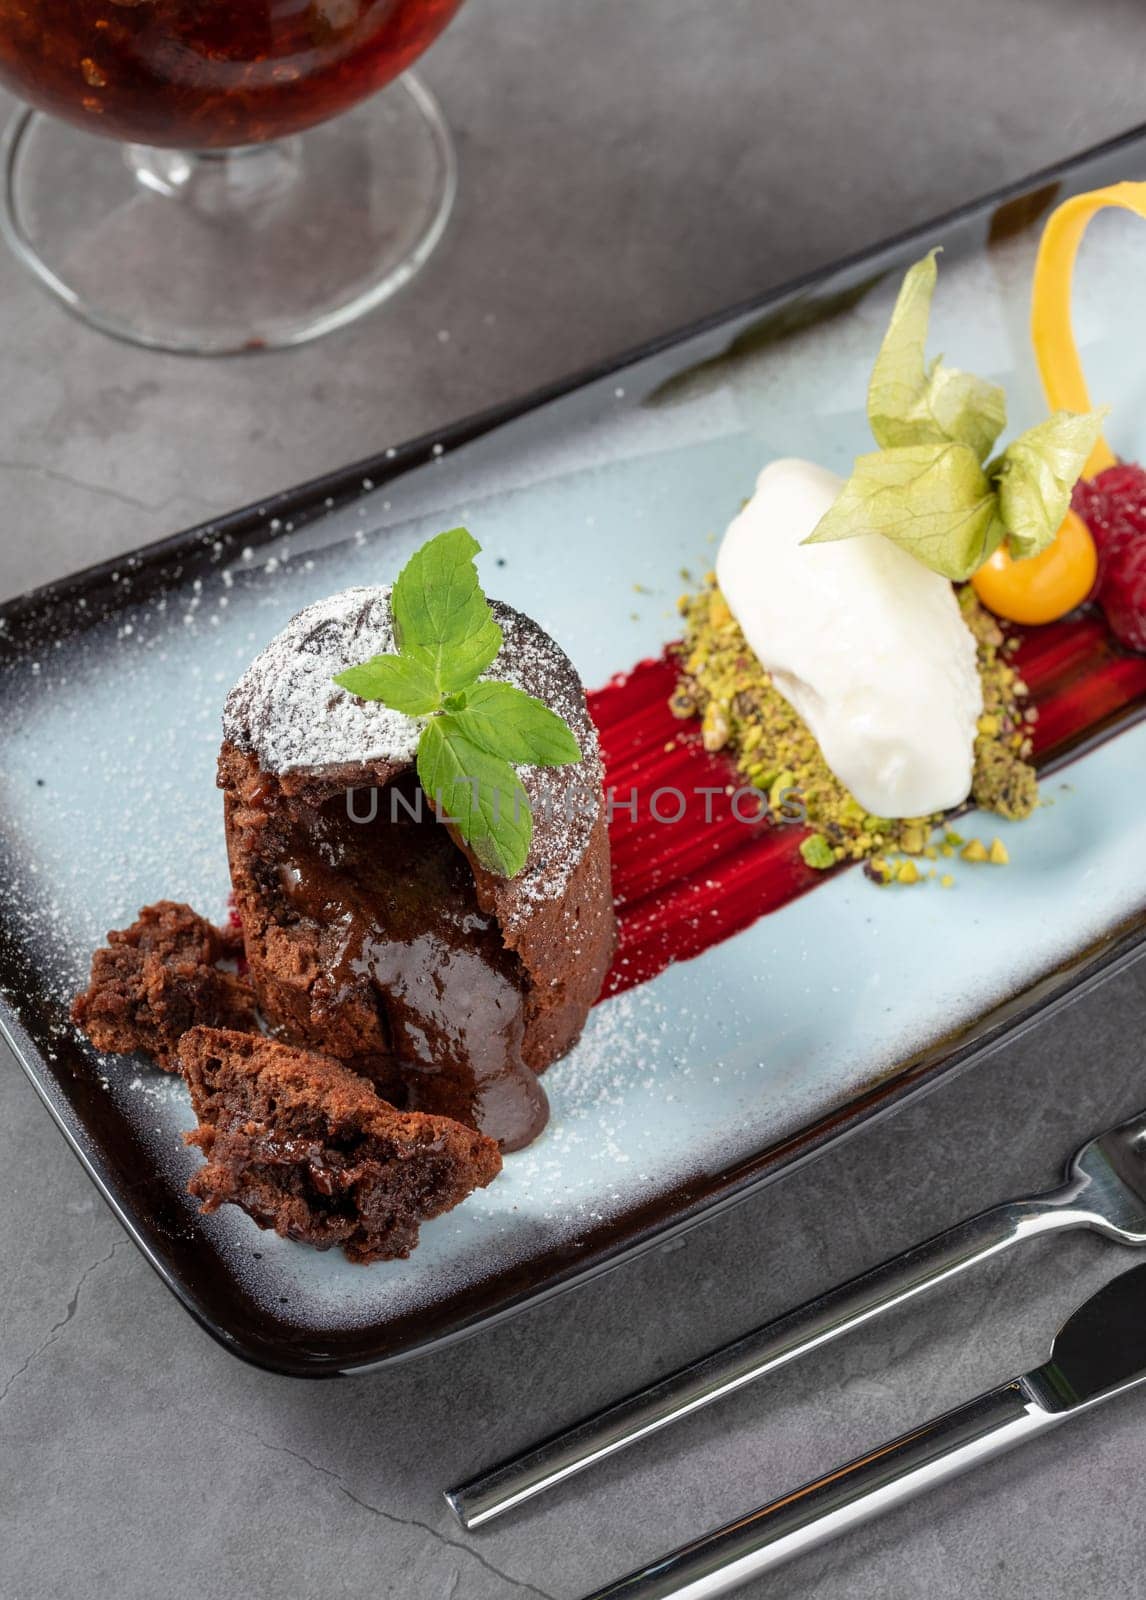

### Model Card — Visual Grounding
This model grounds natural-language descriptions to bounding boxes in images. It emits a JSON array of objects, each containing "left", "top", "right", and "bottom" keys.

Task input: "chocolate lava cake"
[
  {"left": 219, "top": 586, "right": 615, "bottom": 1152},
  {"left": 71, "top": 901, "right": 258, "bottom": 1069},
  {"left": 180, "top": 1027, "right": 501, "bottom": 1263}
]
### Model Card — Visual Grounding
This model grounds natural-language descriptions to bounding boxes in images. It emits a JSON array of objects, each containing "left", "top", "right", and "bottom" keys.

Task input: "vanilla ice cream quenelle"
[{"left": 715, "top": 458, "right": 983, "bottom": 818}]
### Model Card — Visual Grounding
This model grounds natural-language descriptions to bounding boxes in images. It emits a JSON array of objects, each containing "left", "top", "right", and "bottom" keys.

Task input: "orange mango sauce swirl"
[{"left": 972, "top": 181, "right": 1146, "bottom": 622}]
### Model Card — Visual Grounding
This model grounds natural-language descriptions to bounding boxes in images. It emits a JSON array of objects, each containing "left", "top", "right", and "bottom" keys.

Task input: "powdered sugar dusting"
[
  {"left": 223, "top": 584, "right": 604, "bottom": 908},
  {"left": 487, "top": 598, "right": 604, "bottom": 913},
  {"left": 223, "top": 586, "right": 422, "bottom": 773}
]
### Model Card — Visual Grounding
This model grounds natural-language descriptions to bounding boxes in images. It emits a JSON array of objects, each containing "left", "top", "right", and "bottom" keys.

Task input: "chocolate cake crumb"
[
  {"left": 180, "top": 1028, "right": 502, "bottom": 1263},
  {"left": 71, "top": 901, "right": 258, "bottom": 1070}
]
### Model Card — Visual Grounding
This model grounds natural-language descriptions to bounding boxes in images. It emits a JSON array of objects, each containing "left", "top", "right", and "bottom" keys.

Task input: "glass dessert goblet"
[{"left": 0, "top": 0, "right": 464, "bottom": 353}]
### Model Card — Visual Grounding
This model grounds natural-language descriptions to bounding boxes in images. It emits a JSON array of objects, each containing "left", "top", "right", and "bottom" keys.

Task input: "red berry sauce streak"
[{"left": 589, "top": 480, "right": 1146, "bottom": 1000}]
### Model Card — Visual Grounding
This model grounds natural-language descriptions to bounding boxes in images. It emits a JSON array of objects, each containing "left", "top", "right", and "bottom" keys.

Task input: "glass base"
[{"left": 0, "top": 74, "right": 456, "bottom": 355}]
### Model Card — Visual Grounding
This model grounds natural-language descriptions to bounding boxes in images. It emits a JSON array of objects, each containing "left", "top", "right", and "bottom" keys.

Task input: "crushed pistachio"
[
  {"left": 988, "top": 837, "right": 1010, "bottom": 865},
  {"left": 958, "top": 587, "right": 1039, "bottom": 821},
  {"left": 670, "top": 686, "right": 697, "bottom": 720},
  {"left": 768, "top": 769, "right": 796, "bottom": 813},
  {"left": 800, "top": 834, "right": 837, "bottom": 870},
  {"left": 896, "top": 859, "right": 921, "bottom": 885},
  {"left": 701, "top": 701, "right": 731, "bottom": 752},
  {"left": 673, "top": 579, "right": 1038, "bottom": 875},
  {"left": 940, "top": 874, "right": 955, "bottom": 888},
  {"left": 961, "top": 838, "right": 988, "bottom": 863}
]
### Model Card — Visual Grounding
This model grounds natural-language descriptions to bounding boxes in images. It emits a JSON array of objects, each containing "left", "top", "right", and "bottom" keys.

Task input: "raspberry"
[
  {"left": 1101, "top": 536, "right": 1146, "bottom": 652},
  {"left": 1073, "top": 462, "right": 1146, "bottom": 570}
]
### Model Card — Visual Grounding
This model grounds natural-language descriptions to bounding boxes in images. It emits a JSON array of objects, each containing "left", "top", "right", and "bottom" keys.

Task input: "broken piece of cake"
[
  {"left": 71, "top": 901, "right": 258, "bottom": 1069},
  {"left": 180, "top": 1028, "right": 502, "bottom": 1263}
]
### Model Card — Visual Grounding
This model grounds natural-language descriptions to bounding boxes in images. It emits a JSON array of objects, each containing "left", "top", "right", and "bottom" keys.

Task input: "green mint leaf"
[
  {"left": 868, "top": 251, "right": 1007, "bottom": 463},
  {"left": 417, "top": 715, "right": 532, "bottom": 878},
  {"left": 451, "top": 681, "right": 582, "bottom": 766},
  {"left": 391, "top": 527, "right": 503, "bottom": 694},
  {"left": 333, "top": 654, "right": 441, "bottom": 715},
  {"left": 992, "top": 408, "right": 1108, "bottom": 561},
  {"left": 804, "top": 441, "right": 1003, "bottom": 581},
  {"left": 328, "top": 527, "right": 586, "bottom": 878}
]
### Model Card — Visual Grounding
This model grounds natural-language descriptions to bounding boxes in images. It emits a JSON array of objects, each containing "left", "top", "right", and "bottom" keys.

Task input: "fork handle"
[
  {"left": 446, "top": 1184, "right": 1086, "bottom": 1528},
  {"left": 578, "top": 1380, "right": 1060, "bottom": 1599}
]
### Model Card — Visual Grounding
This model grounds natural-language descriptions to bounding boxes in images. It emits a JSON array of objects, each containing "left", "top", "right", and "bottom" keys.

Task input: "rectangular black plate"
[{"left": 3, "top": 126, "right": 1146, "bottom": 1375}]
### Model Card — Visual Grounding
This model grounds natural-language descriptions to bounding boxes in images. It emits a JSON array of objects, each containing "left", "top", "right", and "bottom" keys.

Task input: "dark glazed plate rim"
[{"left": 4, "top": 124, "right": 1146, "bottom": 1376}]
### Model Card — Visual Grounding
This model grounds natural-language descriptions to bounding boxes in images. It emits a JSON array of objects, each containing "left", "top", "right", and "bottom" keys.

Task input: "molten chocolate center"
[{"left": 276, "top": 775, "right": 548, "bottom": 1152}]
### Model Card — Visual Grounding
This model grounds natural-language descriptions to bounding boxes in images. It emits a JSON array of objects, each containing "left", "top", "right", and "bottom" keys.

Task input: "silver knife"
[{"left": 578, "top": 1261, "right": 1146, "bottom": 1600}]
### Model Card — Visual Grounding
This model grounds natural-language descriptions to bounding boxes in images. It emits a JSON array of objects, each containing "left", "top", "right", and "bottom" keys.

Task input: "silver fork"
[{"left": 446, "top": 1107, "right": 1146, "bottom": 1529}]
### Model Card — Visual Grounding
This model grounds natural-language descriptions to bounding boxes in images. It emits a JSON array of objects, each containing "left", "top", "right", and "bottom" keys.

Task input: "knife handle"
[
  {"left": 447, "top": 1187, "right": 1087, "bottom": 1528},
  {"left": 580, "top": 1381, "right": 1057, "bottom": 1600}
]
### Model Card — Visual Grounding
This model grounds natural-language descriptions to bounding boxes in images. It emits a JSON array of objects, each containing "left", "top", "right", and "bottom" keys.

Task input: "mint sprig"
[
  {"left": 332, "top": 528, "right": 582, "bottom": 878},
  {"left": 418, "top": 717, "right": 533, "bottom": 877},
  {"left": 334, "top": 653, "right": 441, "bottom": 715},
  {"left": 453, "top": 681, "right": 582, "bottom": 765},
  {"left": 391, "top": 526, "right": 504, "bottom": 693}
]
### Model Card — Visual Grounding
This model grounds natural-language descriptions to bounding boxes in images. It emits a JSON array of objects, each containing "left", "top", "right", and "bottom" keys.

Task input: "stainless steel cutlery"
[
  {"left": 448, "top": 1107, "right": 1146, "bottom": 1529},
  {"left": 576, "top": 1259, "right": 1146, "bottom": 1598}
]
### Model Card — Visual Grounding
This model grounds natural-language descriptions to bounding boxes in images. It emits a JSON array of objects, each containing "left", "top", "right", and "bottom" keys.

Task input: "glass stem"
[{"left": 123, "top": 140, "right": 302, "bottom": 216}]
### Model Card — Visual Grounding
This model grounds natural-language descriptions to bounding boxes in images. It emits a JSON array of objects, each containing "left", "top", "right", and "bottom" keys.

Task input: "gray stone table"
[{"left": 4, "top": 2, "right": 1146, "bottom": 1596}]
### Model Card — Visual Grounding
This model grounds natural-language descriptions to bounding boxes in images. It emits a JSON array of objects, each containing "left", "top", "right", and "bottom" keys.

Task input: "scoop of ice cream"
[{"left": 716, "top": 458, "right": 982, "bottom": 818}]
